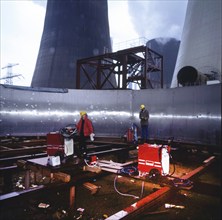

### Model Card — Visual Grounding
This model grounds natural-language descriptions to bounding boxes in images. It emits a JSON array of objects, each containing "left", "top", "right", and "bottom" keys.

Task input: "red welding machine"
[
  {"left": 46, "top": 124, "right": 77, "bottom": 158},
  {"left": 47, "top": 132, "right": 74, "bottom": 157},
  {"left": 138, "top": 143, "right": 171, "bottom": 177}
]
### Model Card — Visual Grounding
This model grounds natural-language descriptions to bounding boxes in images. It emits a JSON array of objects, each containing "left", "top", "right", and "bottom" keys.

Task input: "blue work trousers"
[{"left": 141, "top": 125, "right": 148, "bottom": 142}]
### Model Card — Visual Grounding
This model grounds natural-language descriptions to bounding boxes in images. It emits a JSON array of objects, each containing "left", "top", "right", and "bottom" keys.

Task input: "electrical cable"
[
  {"left": 84, "top": 159, "right": 99, "bottom": 168},
  {"left": 166, "top": 150, "right": 193, "bottom": 188},
  {"left": 116, "top": 166, "right": 145, "bottom": 199},
  {"left": 118, "top": 166, "right": 138, "bottom": 175},
  {"left": 171, "top": 178, "right": 193, "bottom": 188},
  {"left": 114, "top": 176, "right": 139, "bottom": 199},
  {"left": 59, "top": 124, "right": 78, "bottom": 138},
  {"left": 167, "top": 154, "right": 176, "bottom": 177},
  {"left": 140, "top": 181, "right": 145, "bottom": 198},
  {"left": 166, "top": 137, "right": 176, "bottom": 177}
]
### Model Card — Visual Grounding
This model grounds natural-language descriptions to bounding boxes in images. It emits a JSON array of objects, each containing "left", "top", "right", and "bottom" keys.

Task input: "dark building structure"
[
  {"left": 31, "top": 0, "right": 115, "bottom": 89},
  {"left": 147, "top": 38, "right": 180, "bottom": 88}
]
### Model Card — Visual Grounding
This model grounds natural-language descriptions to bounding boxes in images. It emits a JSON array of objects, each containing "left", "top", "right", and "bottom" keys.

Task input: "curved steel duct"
[
  {"left": 177, "top": 66, "right": 208, "bottom": 86},
  {"left": 0, "top": 84, "right": 221, "bottom": 148}
]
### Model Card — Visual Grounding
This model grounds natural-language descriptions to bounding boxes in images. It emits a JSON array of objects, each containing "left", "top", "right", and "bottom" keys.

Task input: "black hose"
[{"left": 59, "top": 124, "right": 78, "bottom": 138}]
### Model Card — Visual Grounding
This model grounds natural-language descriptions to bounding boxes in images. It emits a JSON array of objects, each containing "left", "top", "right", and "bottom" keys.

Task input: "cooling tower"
[
  {"left": 146, "top": 38, "right": 180, "bottom": 88},
  {"left": 171, "top": 0, "right": 222, "bottom": 87},
  {"left": 31, "top": 0, "right": 115, "bottom": 89}
]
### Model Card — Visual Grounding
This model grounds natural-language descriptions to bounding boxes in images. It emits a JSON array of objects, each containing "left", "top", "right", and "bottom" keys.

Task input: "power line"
[{"left": 1, "top": 63, "right": 19, "bottom": 85}]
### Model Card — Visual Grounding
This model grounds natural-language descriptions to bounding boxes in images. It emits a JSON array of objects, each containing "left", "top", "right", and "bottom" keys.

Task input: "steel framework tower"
[{"left": 76, "top": 46, "right": 163, "bottom": 89}]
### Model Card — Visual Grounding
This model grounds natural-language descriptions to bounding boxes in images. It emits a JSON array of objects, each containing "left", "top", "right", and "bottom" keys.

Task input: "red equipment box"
[
  {"left": 138, "top": 143, "right": 170, "bottom": 176},
  {"left": 126, "top": 128, "right": 134, "bottom": 142},
  {"left": 47, "top": 132, "right": 64, "bottom": 156}
]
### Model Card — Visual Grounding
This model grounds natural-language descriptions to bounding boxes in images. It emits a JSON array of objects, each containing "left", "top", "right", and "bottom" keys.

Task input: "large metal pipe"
[
  {"left": 177, "top": 66, "right": 207, "bottom": 86},
  {"left": 0, "top": 84, "right": 221, "bottom": 148},
  {"left": 31, "top": 0, "right": 115, "bottom": 89}
]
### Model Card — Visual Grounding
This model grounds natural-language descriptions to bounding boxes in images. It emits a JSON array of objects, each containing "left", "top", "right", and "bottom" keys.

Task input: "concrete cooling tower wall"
[
  {"left": 171, "top": 0, "right": 221, "bottom": 87},
  {"left": 31, "top": 0, "right": 115, "bottom": 89}
]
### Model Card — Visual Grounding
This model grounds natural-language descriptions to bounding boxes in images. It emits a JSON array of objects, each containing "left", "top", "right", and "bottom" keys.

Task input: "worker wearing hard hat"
[
  {"left": 76, "top": 111, "right": 95, "bottom": 158},
  {"left": 139, "top": 104, "right": 149, "bottom": 143}
]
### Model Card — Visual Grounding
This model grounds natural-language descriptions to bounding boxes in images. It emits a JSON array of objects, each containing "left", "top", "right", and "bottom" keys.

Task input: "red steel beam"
[
  {"left": 106, "top": 155, "right": 216, "bottom": 219},
  {"left": 106, "top": 186, "right": 171, "bottom": 220}
]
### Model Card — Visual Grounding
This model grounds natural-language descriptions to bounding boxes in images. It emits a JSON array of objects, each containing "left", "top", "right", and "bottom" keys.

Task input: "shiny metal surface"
[{"left": 0, "top": 84, "right": 221, "bottom": 147}]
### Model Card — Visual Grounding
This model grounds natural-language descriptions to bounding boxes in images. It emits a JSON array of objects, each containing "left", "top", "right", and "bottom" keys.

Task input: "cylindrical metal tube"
[{"left": 0, "top": 84, "right": 221, "bottom": 148}]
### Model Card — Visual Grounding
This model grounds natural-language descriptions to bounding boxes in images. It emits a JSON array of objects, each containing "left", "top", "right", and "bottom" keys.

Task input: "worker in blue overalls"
[{"left": 139, "top": 104, "right": 149, "bottom": 143}]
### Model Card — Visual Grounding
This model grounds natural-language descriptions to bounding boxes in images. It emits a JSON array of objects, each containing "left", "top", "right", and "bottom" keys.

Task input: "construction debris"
[
  {"left": 165, "top": 203, "right": 185, "bottom": 209},
  {"left": 38, "top": 202, "right": 50, "bottom": 208},
  {"left": 83, "top": 182, "right": 100, "bottom": 195},
  {"left": 52, "top": 172, "right": 71, "bottom": 183},
  {"left": 83, "top": 165, "right": 101, "bottom": 173}
]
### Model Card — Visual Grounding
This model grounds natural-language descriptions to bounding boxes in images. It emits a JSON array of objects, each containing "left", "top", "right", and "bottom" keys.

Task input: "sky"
[{"left": 0, "top": 0, "right": 188, "bottom": 86}]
